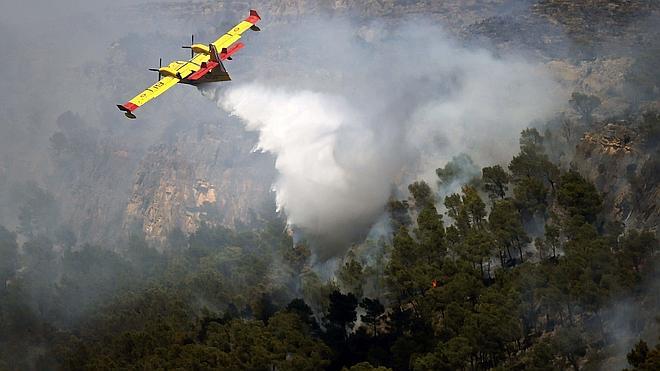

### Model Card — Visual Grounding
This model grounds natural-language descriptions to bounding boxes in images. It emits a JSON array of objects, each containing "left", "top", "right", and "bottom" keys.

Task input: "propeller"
[
  {"left": 148, "top": 58, "right": 162, "bottom": 82},
  {"left": 181, "top": 34, "right": 194, "bottom": 59}
]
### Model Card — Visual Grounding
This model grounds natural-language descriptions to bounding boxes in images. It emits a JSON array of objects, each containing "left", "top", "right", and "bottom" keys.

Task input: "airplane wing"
[
  {"left": 117, "top": 76, "right": 179, "bottom": 119},
  {"left": 117, "top": 10, "right": 261, "bottom": 119},
  {"left": 117, "top": 59, "right": 206, "bottom": 118},
  {"left": 211, "top": 10, "right": 261, "bottom": 50}
]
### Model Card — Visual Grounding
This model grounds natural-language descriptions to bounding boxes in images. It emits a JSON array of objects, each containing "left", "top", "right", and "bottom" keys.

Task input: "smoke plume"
[{"left": 204, "top": 17, "right": 566, "bottom": 257}]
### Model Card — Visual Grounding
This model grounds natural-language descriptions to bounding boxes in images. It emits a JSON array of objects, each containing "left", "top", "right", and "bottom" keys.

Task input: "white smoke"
[
  {"left": 216, "top": 86, "right": 393, "bottom": 244},
  {"left": 205, "top": 18, "right": 566, "bottom": 256}
]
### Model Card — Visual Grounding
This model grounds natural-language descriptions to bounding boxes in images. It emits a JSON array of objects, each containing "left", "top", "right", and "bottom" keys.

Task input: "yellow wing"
[
  {"left": 212, "top": 10, "right": 261, "bottom": 50},
  {"left": 118, "top": 10, "right": 261, "bottom": 119},
  {"left": 118, "top": 77, "right": 178, "bottom": 116},
  {"left": 118, "top": 59, "right": 204, "bottom": 118}
]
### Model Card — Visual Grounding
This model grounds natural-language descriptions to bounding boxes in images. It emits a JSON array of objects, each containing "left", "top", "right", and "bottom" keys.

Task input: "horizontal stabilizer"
[
  {"left": 246, "top": 9, "right": 261, "bottom": 24},
  {"left": 117, "top": 103, "right": 138, "bottom": 119}
]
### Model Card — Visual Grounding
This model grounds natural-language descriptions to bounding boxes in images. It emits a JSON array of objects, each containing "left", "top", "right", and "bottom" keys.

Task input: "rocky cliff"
[
  {"left": 45, "top": 112, "right": 141, "bottom": 244},
  {"left": 122, "top": 121, "right": 276, "bottom": 245},
  {"left": 573, "top": 116, "right": 659, "bottom": 233}
]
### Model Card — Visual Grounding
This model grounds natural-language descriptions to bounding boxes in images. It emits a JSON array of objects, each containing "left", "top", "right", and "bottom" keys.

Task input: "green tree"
[
  {"left": 360, "top": 298, "right": 385, "bottom": 336},
  {"left": 462, "top": 228, "right": 494, "bottom": 278},
  {"left": 414, "top": 204, "right": 446, "bottom": 260},
  {"left": 436, "top": 154, "right": 480, "bottom": 187},
  {"left": 444, "top": 186, "right": 486, "bottom": 233},
  {"left": 284, "top": 242, "right": 312, "bottom": 291},
  {"left": 617, "top": 229, "right": 658, "bottom": 273},
  {"left": 386, "top": 227, "right": 422, "bottom": 301},
  {"left": 408, "top": 181, "right": 435, "bottom": 209},
  {"left": 412, "top": 336, "right": 473, "bottom": 371},
  {"left": 440, "top": 336, "right": 473, "bottom": 370},
  {"left": 302, "top": 271, "right": 337, "bottom": 315},
  {"left": 520, "top": 128, "right": 545, "bottom": 153},
  {"left": 509, "top": 129, "right": 559, "bottom": 193},
  {"left": 627, "top": 340, "right": 650, "bottom": 369},
  {"left": 557, "top": 171, "right": 602, "bottom": 223},
  {"left": 463, "top": 289, "right": 522, "bottom": 367},
  {"left": 252, "top": 292, "right": 278, "bottom": 323},
  {"left": 444, "top": 193, "right": 470, "bottom": 234},
  {"left": 462, "top": 186, "right": 487, "bottom": 229},
  {"left": 286, "top": 298, "right": 321, "bottom": 335},
  {"left": 625, "top": 339, "right": 660, "bottom": 371},
  {"left": 267, "top": 312, "right": 332, "bottom": 370},
  {"left": 513, "top": 177, "right": 549, "bottom": 219},
  {"left": 325, "top": 290, "right": 358, "bottom": 341},
  {"left": 386, "top": 221, "right": 443, "bottom": 302},
  {"left": 338, "top": 251, "right": 366, "bottom": 297},
  {"left": 482, "top": 165, "right": 510, "bottom": 199},
  {"left": 489, "top": 199, "right": 529, "bottom": 264},
  {"left": 387, "top": 198, "right": 412, "bottom": 230},
  {"left": 544, "top": 223, "right": 561, "bottom": 259},
  {"left": 551, "top": 326, "right": 587, "bottom": 371},
  {"left": 521, "top": 339, "right": 556, "bottom": 371}
]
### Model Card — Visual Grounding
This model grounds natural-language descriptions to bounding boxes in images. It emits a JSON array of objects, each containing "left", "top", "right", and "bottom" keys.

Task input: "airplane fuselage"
[{"left": 117, "top": 9, "right": 260, "bottom": 118}]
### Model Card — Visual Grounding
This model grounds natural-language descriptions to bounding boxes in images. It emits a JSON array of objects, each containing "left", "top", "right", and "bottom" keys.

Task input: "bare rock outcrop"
[
  {"left": 123, "top": 121, "right": 276, "bottom": 245},
  {"left": 573, "top": 120, "right": 658, "bottom": 232}
]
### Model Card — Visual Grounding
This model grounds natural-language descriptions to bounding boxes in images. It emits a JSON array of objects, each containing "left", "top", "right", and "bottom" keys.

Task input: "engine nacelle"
[
  {"left": 158, "top": 66, "right": 180, "bottom": 78},
  {"left": 191, "top": 44, "right": 210, "bottom": 54}
]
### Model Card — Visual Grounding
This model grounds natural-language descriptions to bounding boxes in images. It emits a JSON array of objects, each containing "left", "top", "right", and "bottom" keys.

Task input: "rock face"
[
  {"left": 532, "top": 0, "right": 658, "bottom": 39},
  {"left": 42, "top": 113, "right": 276, "bottom": 248},
  {"left": 44, "top": 112, "right": 141, "bottom": 245},
  {"left": 122, "top": 121, "right": 276, "bottom": 245},
  {"left": 573, "top": 120, "right": 659, "bottom": 232},
  {"left": 546, "top": 57, "right": 634, "bottom": 115},
  {"left": 57, "top": 145, "right": 139, "bottom": 244}
]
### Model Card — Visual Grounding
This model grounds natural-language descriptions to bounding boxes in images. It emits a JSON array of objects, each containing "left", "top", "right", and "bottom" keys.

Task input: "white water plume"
[{"left": 205, "top": 18, "right": 566, "bottom": 257}]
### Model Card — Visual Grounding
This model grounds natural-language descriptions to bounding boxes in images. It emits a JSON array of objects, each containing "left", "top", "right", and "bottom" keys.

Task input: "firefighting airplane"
[{"left": 117, "top": 10, "right": 261, "bottom": 119}]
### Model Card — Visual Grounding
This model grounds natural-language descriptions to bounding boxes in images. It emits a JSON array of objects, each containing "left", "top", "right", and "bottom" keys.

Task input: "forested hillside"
[
  {"left": 1, "top": 121, "right": 658, "bottom": 370},
  {"left": 1, "top": 1, "right": 659, "bottom": 370}
]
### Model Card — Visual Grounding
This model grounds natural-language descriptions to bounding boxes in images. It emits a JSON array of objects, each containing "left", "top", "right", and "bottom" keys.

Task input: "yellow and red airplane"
[{"left": 117, "top": 9, "right": 261, "bottom": 119}]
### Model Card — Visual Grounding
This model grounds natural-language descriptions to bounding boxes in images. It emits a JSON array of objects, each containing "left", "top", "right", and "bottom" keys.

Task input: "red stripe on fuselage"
[
  {"left": 187, "top": 43, "right": 244, "bottom": 81},
  {"left": 188, "top": 61, "right": 220, "bottom": 81}
]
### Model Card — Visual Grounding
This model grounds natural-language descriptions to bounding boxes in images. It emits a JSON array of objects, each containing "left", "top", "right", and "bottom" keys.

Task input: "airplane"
[{"left": 117, "top": 9, "right": 261, "bottom": 119}]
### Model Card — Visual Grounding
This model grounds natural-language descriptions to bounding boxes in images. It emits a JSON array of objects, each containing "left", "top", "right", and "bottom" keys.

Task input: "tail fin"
[
  {"left": 247, "top": 9, "right": 261, "bottom": 23},
  {"left": 209, "top": 44, "right": 221, "bottom": 62},
  {"left": 209, "top": 44, "right": 228, "bottom": 73},
  {"left": 248, "top": 10, "right": 261, "bottom": 31}
]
